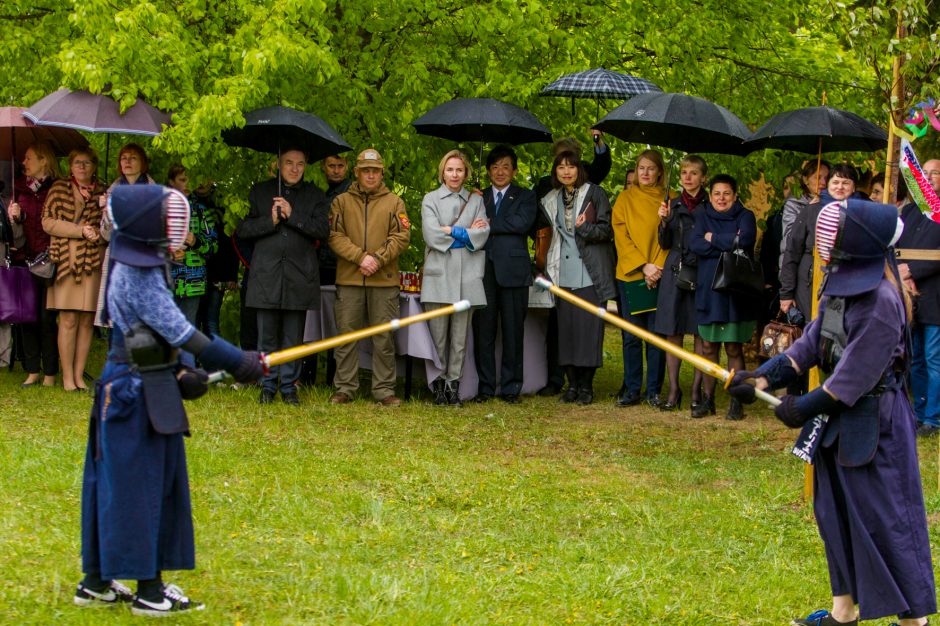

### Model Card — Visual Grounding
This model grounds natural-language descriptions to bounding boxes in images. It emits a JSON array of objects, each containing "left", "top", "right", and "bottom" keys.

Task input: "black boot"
[
  {"left": 432, "top": 378, "right": 447, "bottom": 405},
  {"left": 725, "top": 397, "right": 744, "bottom": 421},
  {"left": 559, "top": 366, "right": 579, "bottom": 403},
  {"left": 576, "top": 367, "right": 595, "bottom": 405},
  {"left": 445, "top": 380, "right": 462, "bottom": 407},
  {"left": 690, "top": 394, "right": 716, "bottom": 418}
]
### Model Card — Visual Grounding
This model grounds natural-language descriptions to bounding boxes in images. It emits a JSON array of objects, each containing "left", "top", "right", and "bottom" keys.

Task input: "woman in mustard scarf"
[{"left": 612, "top": 149, "right": 670, "bottom": 407}]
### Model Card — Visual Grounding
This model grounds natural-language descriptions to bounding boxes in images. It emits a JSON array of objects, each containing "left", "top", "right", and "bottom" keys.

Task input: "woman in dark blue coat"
[
  {"left": 730, "top": 199, "right": 935, "bottom": 626},
  {"left": 689, "top": 174, "right": 757, "bottom": 420}
]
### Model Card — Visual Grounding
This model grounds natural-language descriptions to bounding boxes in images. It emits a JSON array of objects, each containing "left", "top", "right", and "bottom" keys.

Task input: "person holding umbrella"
[
  {"left": 654, "top": 154, "right": 708, "bottom": 412},
  {"left": 729, "top": 200, "right": 935, "bottom": 626},
  {"left": 7, "top": 141, "right": 61, "bottom": 388},
  {"left": 236, "top": 147, "right": 330, "bottom": 406}
]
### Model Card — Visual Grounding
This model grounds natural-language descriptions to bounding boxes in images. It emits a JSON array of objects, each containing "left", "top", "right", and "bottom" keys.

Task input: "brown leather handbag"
[{"left": 758, "top": 313, "right": 803, "bottom": 360}]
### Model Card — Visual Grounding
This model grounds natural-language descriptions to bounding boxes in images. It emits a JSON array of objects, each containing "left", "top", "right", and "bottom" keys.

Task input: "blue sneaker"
[{"left": 791, "top": 610, "right": 857, "bottom": 626}]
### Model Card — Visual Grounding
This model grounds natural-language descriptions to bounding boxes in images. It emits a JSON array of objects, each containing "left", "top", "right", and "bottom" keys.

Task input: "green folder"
[{"left": 623, "top": 278, "right": 659, "bottom": 315}]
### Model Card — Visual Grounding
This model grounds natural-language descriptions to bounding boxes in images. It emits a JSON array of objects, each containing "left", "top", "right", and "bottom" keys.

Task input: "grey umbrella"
[{"left": 24, "top": 88, "right": 171, "bottom": 180}]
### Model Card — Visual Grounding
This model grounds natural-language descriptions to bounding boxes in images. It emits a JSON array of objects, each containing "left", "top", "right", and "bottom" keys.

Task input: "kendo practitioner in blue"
[
  {"left": 730, "top": 199, "right": 935, "bottom": 626},
  {"left": 74, "top": 185, "right": 264, "bottom": 616}
]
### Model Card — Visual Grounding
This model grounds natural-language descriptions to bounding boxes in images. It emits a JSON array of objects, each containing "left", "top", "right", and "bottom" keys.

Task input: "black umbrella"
[
  {"left": 594, "top": 92, "right": 752, "bottom": 156},
  {"left": 24, "top": 88, "right": 171, "bottom": 181},
  {"left": 222, "top": 105, "right": 351, "bottom": 163},
  {"left": 411, "top": 98, "right": 552, "bottom": 145},
  {"left": 541, "top": 67, "right": 661, "bottom": 115},
  {"left": 743, "top": 106, "right": 888, "bottom": 154}
]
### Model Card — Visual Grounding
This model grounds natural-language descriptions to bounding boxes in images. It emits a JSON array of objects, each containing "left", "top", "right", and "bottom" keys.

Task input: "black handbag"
[
  {"left": 711, "top": 235, "right": 764, "bottom": 296},
  {"left": 27, "top": 250, "right": 55, "bottom": 280},
  {"left": 672, "top": 219, "right": 696, "bottom": 291}
]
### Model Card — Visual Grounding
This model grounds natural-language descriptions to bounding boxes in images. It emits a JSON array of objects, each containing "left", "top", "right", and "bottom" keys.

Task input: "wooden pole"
[{"left": 882, "top": 12, "right": 905, "bottom": 206}]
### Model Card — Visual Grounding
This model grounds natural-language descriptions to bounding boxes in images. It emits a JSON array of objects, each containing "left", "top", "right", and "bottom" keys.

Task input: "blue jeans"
[
  {"left": 617, "top": 280, "right": 664, "bottom": 398},
  {"left": 203, "top": 285, "right": 224, "bottom": 337},
  {"left": 911, "top": 323, "right": 940, "bottom": 427}
]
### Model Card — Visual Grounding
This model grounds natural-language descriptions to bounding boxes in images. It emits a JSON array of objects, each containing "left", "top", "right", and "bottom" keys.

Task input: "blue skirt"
[{"left": 81, "top": 360, "right": 195, "bottom": 580}]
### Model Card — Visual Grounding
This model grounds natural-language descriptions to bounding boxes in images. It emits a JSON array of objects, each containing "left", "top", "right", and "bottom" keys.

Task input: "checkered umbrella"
[{"left": 541, "top": 68, "right": 661, "bottom": 100}]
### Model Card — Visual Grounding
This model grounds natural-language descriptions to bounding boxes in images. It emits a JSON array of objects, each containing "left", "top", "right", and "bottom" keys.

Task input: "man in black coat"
[
  {"left": 898, "top": 158, "right": 940, "bottom": 435},
  {"left": 236, "top": 147, "right": 330, "bottom": 405},
  {"left": 473, "top": 146, "right": 537, "bottom": 403}
]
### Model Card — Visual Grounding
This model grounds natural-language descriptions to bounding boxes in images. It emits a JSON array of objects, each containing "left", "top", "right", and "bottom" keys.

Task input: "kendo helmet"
[
  {"left": 108, "top": 185, "right": 191, "bottom": 268},
  {"left": 814, "top": 198, "right": 903, "bottom": 297}
]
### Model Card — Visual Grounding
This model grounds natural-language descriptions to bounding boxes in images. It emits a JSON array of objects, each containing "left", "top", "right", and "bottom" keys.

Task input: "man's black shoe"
[
  {"left": 917, "top": 423, "right": 940, "bottom": 437},
  {"left": 616, "top": 391, "right": 641, "bottom": 407},
  {"left": 501, "top": 394, "right": 520, "bottom": 404},
  {"left": 258, "top": 389, "right": 276, "bottom": 404},
  {"left": 472, "top": 393, "right": 494, "bottom": 403},
  {"left": 281, "top": 391, "right": 300, "bottom": 406},
  {"left": 558, "top": 386, "right": 579, "bottom": 403}
]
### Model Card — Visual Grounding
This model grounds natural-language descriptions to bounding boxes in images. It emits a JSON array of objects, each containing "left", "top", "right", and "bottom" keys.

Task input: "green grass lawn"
[{"left": 2, "top": 329, "right": 939, "bottom": 625}]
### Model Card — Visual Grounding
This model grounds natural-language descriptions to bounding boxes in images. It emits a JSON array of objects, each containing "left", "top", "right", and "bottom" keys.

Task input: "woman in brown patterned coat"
[{"left": 42, "top": 149, "right": 106, "bottom": 391}]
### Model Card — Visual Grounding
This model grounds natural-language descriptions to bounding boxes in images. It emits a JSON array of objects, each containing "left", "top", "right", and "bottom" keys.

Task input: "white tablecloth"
[{"left": 304, "top": 286, "right": 548, "bottom": 399}]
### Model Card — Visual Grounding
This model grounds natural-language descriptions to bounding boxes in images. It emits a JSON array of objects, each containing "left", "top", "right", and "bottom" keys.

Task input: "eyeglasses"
[{"left": 72, "top": 160, "right": 93, "bottom": 167}]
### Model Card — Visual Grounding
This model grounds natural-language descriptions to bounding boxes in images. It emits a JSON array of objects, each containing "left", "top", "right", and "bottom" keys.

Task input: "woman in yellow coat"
[{"left": 612, "top": 149, "right": 670, "bottom": 407}]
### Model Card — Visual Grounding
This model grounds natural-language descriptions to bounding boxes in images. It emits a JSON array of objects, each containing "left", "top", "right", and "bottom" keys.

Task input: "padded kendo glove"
[
  {"left": 177, "top": 366, "right": 210, "bottom": 400},
  {"left": 198, "top": 336, "right": 265, "bottom": 383},
  {"left": 728, "top": 354, "right": 800, "bottom": 405},
  {"left": 774, "top": 386, "right": 843, "bottom": 429}
]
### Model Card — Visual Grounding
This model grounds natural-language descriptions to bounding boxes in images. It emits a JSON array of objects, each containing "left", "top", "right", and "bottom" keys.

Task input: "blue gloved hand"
[{"left": 727, "top": 369, "right": 759, "bottom": 404}]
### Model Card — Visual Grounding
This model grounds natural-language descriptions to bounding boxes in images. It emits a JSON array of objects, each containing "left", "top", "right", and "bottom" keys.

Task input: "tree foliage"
[{"left": 2, "top": 0, "right": 937, "bottom": 266}]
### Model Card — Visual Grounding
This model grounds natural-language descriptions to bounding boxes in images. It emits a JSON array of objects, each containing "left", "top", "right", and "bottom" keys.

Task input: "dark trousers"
[
  {"left": 239, "top": 276, "right": 257, "bottom": 350},
  {"left": 474, "top": 263, "right": 528, "bottom": 397},
  {"left": 257, "top": 309, "right": 305, "bottom": 395},
  {"left": 544, "top": 307, "right": 564, "bottom": 388},
  {"left": 21, "top": 281, "right": 58, "bottom": 376},
  {"left": 617, "top": 280, "right": 664, "bottom": 398}
]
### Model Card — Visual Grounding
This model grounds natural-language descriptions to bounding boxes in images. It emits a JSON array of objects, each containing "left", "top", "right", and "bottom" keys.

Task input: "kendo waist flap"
[
  {"left": 122, "top": 323, "right": 190, "bottom": 436},
  {"left": 820, "top": 369, "right": 902, "bottom": 467}
]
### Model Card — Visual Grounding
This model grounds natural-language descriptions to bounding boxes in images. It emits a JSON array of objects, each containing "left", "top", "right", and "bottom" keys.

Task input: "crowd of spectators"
[{"left": 3, "top": 138, "right": 939, "bottom": 428}]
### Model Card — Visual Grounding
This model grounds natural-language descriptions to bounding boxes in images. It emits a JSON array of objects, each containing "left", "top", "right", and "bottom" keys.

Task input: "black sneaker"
[
  {"left": 258, "top": 389, "right": 276, "bottom": 404},
  {"left": 73, "top": 580, "right": 134, "bottom": 607},
  {"left": 131, "top": 583, "right": 205, "bottom": 617},
  {"left": 791, "top": 609, "right": 858, "bottom": 625},
  {"left": 281, "top": 391, "right": 300, "bottom": 406}
]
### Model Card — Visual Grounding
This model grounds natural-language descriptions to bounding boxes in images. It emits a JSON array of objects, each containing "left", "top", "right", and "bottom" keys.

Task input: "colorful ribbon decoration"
[
  {"left": 902, "top": 99, "right": 940, "bottom": 140},
  {"left": 900, "top": 138, "right": 940, "bottom": 223}
]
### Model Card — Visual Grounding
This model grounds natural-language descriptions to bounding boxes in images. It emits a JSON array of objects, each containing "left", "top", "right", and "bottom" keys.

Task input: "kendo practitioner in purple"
[
  {"left": 74, "top": 185, "right": 264, "bottom": 616},
  {"left": 730, "top": 199, "right": 935, "bottom": 626}
]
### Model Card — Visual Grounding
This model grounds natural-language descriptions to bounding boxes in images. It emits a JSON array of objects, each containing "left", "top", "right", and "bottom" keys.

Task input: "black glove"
[
  {"left": 774, "top": 387, "right": 842, "bottom": 429},
  {"left": 177, "top": 367, "right": 209, "bottom": 400},
  {"left": 727, "top": 370, "right": 759, "bottom": 404},
  {"left": 231, "top": 350, "right": 264, "bottom": 383}
]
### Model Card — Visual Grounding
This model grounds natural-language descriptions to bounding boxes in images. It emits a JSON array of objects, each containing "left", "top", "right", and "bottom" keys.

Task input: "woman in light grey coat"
[{"left": 421, "top": 150, "right": 490, "bottom": 406}]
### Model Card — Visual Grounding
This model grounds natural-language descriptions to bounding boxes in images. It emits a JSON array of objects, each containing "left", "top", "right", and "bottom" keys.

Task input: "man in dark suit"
[{"left": 473, "top": 146, "right": 537, "bottom": 403}]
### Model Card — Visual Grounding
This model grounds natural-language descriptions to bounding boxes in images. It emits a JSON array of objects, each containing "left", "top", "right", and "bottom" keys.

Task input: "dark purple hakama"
[{"left": 786, "top": 280, "right": 936, "bottom": 620}]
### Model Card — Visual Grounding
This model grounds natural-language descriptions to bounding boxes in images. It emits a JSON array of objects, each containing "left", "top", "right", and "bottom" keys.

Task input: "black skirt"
[{"left": 557, "top": 285, "right": 605, "bottom": 368}]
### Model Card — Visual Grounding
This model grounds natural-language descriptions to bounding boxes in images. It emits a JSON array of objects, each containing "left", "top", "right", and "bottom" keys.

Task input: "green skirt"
[{"left": 697, "top": 320, "right": 756, "bottom": 343}]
